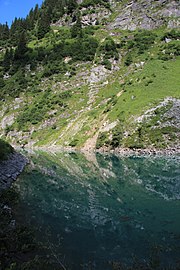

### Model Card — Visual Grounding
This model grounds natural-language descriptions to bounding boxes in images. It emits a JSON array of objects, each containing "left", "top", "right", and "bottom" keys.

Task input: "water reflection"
[{"left": 14, "top": 151, "right": 180, "bottom": 269}]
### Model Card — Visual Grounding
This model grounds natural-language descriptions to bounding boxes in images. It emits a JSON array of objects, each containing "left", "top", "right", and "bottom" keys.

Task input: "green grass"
[
  {"left": 1, "top": 20, "right": 179, "bottom": 149},
  {"left": 108, "top": 58, "right": 180, "bottom": 122}
]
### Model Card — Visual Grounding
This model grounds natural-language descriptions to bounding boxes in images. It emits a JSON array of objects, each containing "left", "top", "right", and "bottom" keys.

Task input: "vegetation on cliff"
[
  {"left": 0, "top": 0, "right": 179, "bottom": 149},
  {"left": 0, "top": 139, "right": 13, "bottom": 160}
]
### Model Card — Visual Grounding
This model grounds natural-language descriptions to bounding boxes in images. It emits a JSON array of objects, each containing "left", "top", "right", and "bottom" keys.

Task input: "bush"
[
  {"left": 96, "top": 132, "right": 109, "bottom": 149},
  {"left": 110, "top": 124, "right": 123, "bottom": 148},
  {"left": 0, "top": 78, "right": 5, "bottom": 88},
  {"left": 158, "top": 42, "right": 180, "bottom": 60},
  {"left": 124, "top": 53, "right": 133, "bottom": 66},
  {"left": 69, "top": 139, "right": 79, "bottom": 147},
  {"left": 80, "top": 0, "right": 110, "bottom": 9},
  {"left": 134, "top": 30, "right": 157, "bottom": 54},
  {"left": 0, "top": 139, "right": 14, "bottom": 160},
  {"left": 162, "top": 29, "right": 180, "bottom": 40},
  {"left": 102, "top": 59, "right": 112, "bottom": 70},
  {"left": 99, "top": 37, "right": 118, "bottom": 60},
  {"left": 16, "top": 89, "right": 72, "bottom": 129}
]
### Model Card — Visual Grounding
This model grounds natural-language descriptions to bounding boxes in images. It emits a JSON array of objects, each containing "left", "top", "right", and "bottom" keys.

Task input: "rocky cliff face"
[
  {"left": 109, "top": 0, "right": 180, "bottom": 30},
  {"left": 53, "top": 0, "right": 180, "bottom": 30},
  {"left": 52, "top": 5, "right": 111, "bottom": 27}
]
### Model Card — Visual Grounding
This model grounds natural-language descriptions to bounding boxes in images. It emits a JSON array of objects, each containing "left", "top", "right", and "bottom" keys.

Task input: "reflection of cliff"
[
  {"left": 20, "top": 151, "right": 180, "bottom": 201},
  {"left": 14, "top": 149, "right": 180, "bottom": 229},
  {"left": 13, "top": 150, "right": 179, "bottom": 235},
  {"left": 120, "top": 156, "right": 180, "bottom": 200},
  {"left": 14, "top": 151, "right": 180, "bottom": 268}
]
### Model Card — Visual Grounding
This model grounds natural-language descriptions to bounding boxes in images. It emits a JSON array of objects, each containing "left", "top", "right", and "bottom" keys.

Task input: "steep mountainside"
[
  {"left": 109, "top": 0, "right": 180, "bottom": 30},
  {"left": 0, "top": 0, "right": 179, "bottom": 150}
]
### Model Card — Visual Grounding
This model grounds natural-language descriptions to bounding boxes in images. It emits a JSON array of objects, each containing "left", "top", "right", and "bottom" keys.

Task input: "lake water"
[{"left": 14, "top": 151, "right": 180, "bottom": 269}]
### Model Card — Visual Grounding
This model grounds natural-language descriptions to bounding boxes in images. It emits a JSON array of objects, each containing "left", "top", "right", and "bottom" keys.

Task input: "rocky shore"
[
  {"left": 0, "top": 152, "right": 28, "bottom": 190},
  {"left": 97, "top": 146, "right": 180, "bottom": 156},
  {"left": 28, "top": 145, "right": 180, "bottom": 157}
]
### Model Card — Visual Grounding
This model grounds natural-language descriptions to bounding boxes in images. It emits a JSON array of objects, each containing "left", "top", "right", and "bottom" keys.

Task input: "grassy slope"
[
  {"left": 1, "top": 44, "right": 179, "bottom": 148},
  {"left": 0, "top": 3, "right": 179, "bottom": 149},
  {"left": 108, "top": 59, "right": 180, "bottom": 121}
]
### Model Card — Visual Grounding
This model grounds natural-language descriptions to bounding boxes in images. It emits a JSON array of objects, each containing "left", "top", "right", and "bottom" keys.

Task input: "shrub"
[
  {"left": 124, "top": 53, "right": 133, "bottom": 66},
  {"left": 110, "top": 124, "right": 123, "bottom": 148},
  {"left": 102, "top": 59, "right": 112, "bottom": 70},
  {"left": 99, "top": 37, "right": 118, "bottom": 59},
  {"left": 0, "top": 139, "right": 14, "bottom": 160},
  {"left": 69, "top": 139, "right": 79, "bottom": 147},
  {"left": 162, "top": 29, "right": 180, "bottom": 40},
  {"left": 134, "top": 30, "right": 157, "bottom": 54},
  {"left": 96, "top": 132, "right": 109, "bottom": 149},
  {"left": 158, "top": 42, "right": 180, "bottom": 60}
]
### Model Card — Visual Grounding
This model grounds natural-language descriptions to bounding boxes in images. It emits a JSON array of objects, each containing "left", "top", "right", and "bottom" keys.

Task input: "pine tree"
[
  {"left": 34, "top": 4, "right": 40, "bottom": 20},
  {"left": 67, "top": 0, "right": 77, "bottom": 14},
  {"left": 0, "top": 23, "right": 9, "bottom": 43},
  {"left": 10, "top": 18, "right": 25, "bottom": 45},
  {"left": 71, "top": 12, "right": 83, "bottom": 38},
  {"left": 3, "top": 49, "right": 13, "bottom": 72},
  {"left": 14, "top": 31, "right": 28, "bottom": 61},
  {"left": 37, "top": 10, "right": 51, "bottom": 39},
  {"left": 2, "top": 22, "right": 9, "bottom": 40}
]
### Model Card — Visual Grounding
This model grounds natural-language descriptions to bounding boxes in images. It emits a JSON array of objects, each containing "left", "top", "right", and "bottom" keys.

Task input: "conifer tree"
[
  {"left": 37, "top": 10, "right": 51, "bottom": 39},
  {"left": 67, "top": 0, "right": 77, "bottom": 14},
  {"left": 2, "top": 22, "right": 9, "bottom": 40},
  {"left": 0, "top": 23, "right": 9, "bottom": 44},
  {"left": 34, "top": 4, "right": 40, "bottom": 20},
  {"left": 3, "top": 49, "right": 13, "bottom": 72},
  {"left": 71, "top": 12, "right": 83, "bottom": 38},
  {"left": 14, "top": 31, "right": 28, "bottom": 61},
  {"left": 10, "top": 18, "right": 25, "bottom": 45}
]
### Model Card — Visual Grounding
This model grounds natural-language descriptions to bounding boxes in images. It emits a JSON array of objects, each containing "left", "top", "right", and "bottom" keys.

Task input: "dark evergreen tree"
[
  {"left": 71, "top": 12, "right": 83, "bottom": 38},
  {"left": 34, "top": 4, "right": 40, "bottom": 20},
  {"left": 10, "top": 18, "right": 26, "bottom": 45},
  {"left": 3, "top": 48, "right": 13, "bottom": 72},
  {"left": 0, "top": 78, "right": 5, "bottom": 88},
  {"left": 52, "top": 1, "right": 65, "bottom": 21},
  {"left": 0, "top": 23, "right": 9, "bottom": 44},
  {"left": 37, "top": 10, "right": 51, "bottom": 39},
  {"left": 67, "top": 0, "right": 77, "bottom": 14},
  {"left": 26, "top": 4, "right": 40, "bottom": 30},
  {"left": 43, "top": 0, "right": 66, "bottom": 21},
  {"left": 14, "top": 31, "right": 28, "bottom": 61},
  {"left": 17, "top": 68, "right": 28, "bottom": 88}
]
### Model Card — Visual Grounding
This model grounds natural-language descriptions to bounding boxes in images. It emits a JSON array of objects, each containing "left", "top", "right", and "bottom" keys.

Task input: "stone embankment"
[{"left": 0, "top": 152, "right": 28, "bottom": 190}]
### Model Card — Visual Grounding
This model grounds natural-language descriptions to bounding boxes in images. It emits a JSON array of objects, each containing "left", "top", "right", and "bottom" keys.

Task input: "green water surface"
[{"left": 14, "top": 151, "right": 180, "bottom": 269}]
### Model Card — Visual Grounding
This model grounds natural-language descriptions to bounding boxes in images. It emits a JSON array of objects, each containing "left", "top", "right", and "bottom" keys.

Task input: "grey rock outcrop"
[
  {"left": 108, "top": 0, "right": 180, "bottom": 30},
  {"left": 51, "top": 5, "right": 111, "bottom": 27}
]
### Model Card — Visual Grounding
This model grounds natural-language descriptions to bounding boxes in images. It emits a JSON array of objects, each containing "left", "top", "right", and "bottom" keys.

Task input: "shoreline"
[
  {"left": 19, "top": 145, "right": 180, "bottom": 156},
  {"left": 0, "top": 151, "right": 28, "bottom": 190},
  {"left": 97, "top": 146, "right": 180, "bottom": 156}
]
